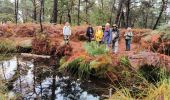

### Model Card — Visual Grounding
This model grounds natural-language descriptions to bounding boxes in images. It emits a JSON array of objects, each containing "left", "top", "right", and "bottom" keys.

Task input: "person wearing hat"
[
  {"left": 103, "top": 23, "right": 112, "bottom": 50},
  {"left": 124, "top": 27, "right": 133, "bottom": 51},
  {"left": 112, "top": 24, "right": 119, "bottom": 54}
]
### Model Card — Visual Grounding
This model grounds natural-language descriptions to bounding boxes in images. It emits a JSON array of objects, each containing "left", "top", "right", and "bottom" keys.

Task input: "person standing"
[
  {"left": 102, "top": 25, "right": 105, "bottom": 32},
  {"left": 103, "top": 23, "right": 112, "bottom": 49},
  {"left": 63, "top": 22, "right": 71, "bottom": 44},
  {"left": 86, "top": 24, "right": 94, "bottom": 42},
  {"left": 95, "top": 26, "right": 103, "bottom": 44},
  {"left": 112, "top": 24, "right": 119, "bottom": 54},
  {"left": 124, "top": 27, "right": 133, "bottom": 51}
]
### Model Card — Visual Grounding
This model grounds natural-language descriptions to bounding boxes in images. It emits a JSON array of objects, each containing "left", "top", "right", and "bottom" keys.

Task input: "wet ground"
[{"left": 0, "top": 55, "right": 110, "bottom": 100}]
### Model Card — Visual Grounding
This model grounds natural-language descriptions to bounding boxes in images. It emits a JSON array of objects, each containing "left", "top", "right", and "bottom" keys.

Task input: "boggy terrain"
[{"left": 0, "top": 23, "right": 170, "bottom": 99}]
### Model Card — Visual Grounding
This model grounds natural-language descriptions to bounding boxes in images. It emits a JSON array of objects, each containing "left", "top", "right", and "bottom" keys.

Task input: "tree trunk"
[
  {"left": 68, "top": 8, "right": 71, "bottom": 24},
  {"left": 125, "top": 0, "right": 131, "bottom": 27},
  {"left": 115, "top": 0, "right": 125, "bottom": 26},
  {"left": 42, "top": 0, "right": 45, "bottom": 21},
  {"left": 40, "top": 0, "right": 43, "bottom": 32},
  {"left": 32, "top": 0, "right": 37, "bottom": 21},
  {"left": 14, "top": 0, "right": 19, "bottom": 24},
  {"left": 59, "top": 0, "right": 64, "bottom": 24},
  {"left": 153, "top": 0, "right": 166, "bottom": 30},
  {"left": 110, "top": 0, "right": 116, "bottom": 24},
  {"left": 23, "top": 0, "right": 28, "bottom": 23},
  {"left": 77, "top": 0, "right": 81, "bottom": 25},
  {"left": 101, "top": 0, "right": 104, "bottom": 24},
  {"left": 145, "top": 13, "right": 148, "bottom": 28},
  {"left": 121, "top": 11, "right": 126, "bottom": 28},
  {"left": 53, "top": 0, "right": 58, "bottom": 23},
  {"left": 85, "top": 0, "right": 89, "bottom": 23}
]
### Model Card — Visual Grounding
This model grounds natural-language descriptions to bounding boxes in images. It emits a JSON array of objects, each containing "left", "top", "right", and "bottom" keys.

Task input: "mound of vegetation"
[
  {"left": 84, "top": 42, "right": 109, "bottom": 56},
  {"left": 60, "top": 54, "right": 113, "bottom": 79},
  {"left": 0, "top": 39, "right": 16, "bottom": 53}
]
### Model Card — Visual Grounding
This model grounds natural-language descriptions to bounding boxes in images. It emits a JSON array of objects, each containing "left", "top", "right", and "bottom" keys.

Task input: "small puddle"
[{"left": 0, "top": 55, "right": 110, "bottom": 100}]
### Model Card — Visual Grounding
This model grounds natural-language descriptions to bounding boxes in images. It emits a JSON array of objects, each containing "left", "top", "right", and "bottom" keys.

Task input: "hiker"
[
  {"left": 124, "top": 27, "right": 133, "bottom": 51},
  {"left": 95, "top": 26, "right": 103, "bottom": 44},
  {"left": 102, "top": 25, "right": 105, "bottom": 32},
  {"left": 63, "top": 22, "right": 71, "bottom": 44},
  {"left": 86, "top": 24, "right": 94, "bottom": 42},
  {"left": 103, "top": 23, "right": 112, "bottom": 49},
  {"left": 112, "top": 24, "right": 119, "bottom": 54}
]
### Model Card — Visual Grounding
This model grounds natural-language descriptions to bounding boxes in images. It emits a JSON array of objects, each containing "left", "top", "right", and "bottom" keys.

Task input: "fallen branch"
[{"left": 21, "top": 53, "right": 51, "bottom": 58}]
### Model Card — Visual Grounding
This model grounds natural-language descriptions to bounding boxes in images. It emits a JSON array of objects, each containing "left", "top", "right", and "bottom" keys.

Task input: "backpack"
[{"left": 112, "top": 29, "right": 119, "bottom": 41}]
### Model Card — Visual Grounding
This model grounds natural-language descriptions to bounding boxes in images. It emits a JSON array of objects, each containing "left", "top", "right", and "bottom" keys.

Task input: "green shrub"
[
  {"left": 84, "top": 41, "right": 108, "bottom": 56},
  {"left": 139, "top": 65, "right": 167, "bottom": 83},
  {"left": 156, "top": 24, "right": 170, "bottom": 40},
  {"left": 119, "top": 56, "right": 131, "bottom": 67}
]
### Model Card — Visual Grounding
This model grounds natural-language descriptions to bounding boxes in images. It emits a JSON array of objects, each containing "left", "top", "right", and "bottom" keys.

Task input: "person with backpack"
[
  {"left": 112, "top": 24, "right": 119, "bottom": 54},
  {"left": 95, "top": 26, "right": 103, "bottom": 44},
  {"left": 86, "top": 24, "right": 94, "bottom": 42},
  {"left": 103, "top": 23, "right": 112, "bottom": 49},
  {"left": 124, "top": 27, "right": 133, "bottom": 51},
  {"left": 63, "top": 22, "right": 71, "bottom": 44}
]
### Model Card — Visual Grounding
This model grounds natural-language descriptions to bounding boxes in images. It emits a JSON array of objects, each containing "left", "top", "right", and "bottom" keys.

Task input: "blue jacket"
[{"left": 103, "top": 28, "right": 112, "bottom": 44}]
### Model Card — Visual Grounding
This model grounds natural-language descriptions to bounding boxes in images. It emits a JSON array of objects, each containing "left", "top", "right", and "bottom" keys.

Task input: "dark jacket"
[
  {"left": 86, "top": 27, "right": 94, "bottom": 37},
  {"left": 112, "top": 29, "right": 119, "bottom": 41}
]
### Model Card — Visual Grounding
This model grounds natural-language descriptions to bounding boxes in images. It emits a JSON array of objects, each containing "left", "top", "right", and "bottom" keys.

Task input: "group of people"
[
  {"left": 86, "top": 23, "right": 133, "bottom": 54},
  {"left": 63, "top": 22, "right": 133, "bottom": 54}
]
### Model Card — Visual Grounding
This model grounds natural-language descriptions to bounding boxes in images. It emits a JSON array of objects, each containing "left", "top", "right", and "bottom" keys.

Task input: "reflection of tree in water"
[
  {"left": 32, "top": 57, "right": 85, "bottom": 100},
  {"left": 57, "top": 77, "right": 82, "bottom": 100},
  {"left": 5, "top": 56, "right": 104, "bottom": 100}
]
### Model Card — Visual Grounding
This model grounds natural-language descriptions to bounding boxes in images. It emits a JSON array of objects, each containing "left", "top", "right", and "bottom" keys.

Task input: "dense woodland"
[{"left": 0, "top": 0, "right": 170, "bottom": 29}]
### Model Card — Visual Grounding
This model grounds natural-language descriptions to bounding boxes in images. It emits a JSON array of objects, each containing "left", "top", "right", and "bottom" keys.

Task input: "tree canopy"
[{"left": 0, "top": 0, "right": 169, "bottom": 29}]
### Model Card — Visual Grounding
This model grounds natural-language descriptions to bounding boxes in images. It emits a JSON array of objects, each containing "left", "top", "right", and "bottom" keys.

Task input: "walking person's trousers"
[
  {"left": 125, "top": 39, "right": 131, "bottom": 51},
  {"left": 64, "top": 35, "right": 69, "bottom": 44},
  {"left": 112, "top": 40, "right": 119, "bottom": 53}
]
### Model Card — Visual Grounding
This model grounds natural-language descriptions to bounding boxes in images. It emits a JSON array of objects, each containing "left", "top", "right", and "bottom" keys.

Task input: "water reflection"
[{"left": 0, "top": 56, "right": 106, "bottom": 100}]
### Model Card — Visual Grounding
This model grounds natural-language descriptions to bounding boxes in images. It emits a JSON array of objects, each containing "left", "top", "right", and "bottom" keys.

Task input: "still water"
[{"left": 0, "top": 56, "right": 109, "bottom": 100}]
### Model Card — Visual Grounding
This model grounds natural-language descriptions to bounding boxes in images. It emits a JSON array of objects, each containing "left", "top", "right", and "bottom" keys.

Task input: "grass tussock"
[
  {"left": 60, "top": 54, "right": 113, "bottom": 79},
  {"left": 110, "top": 78, "right": 170, "bottom": 100},
  {"left": 84, "top": 41, "right": 109, "bottom": 56},
  {"left": 109, "top": 61, "right": 170, "bottom": 100},
  {"left": 0, "top": 39, "right": 16, "bottom": 53}
]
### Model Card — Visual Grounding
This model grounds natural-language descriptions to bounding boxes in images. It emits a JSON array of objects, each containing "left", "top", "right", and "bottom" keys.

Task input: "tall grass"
[
  {"left": 0, "top": 39, "right": 17, "bottom": 53},
  {"left": 60, "top": 54, "right": 112, "bottom": 79},
  {"left": 109, "top": 64, "right": 170, "bottom": 100},
  {"left": 0, "top": 76, "right": 8, "bottom": 100},
  {"left": 84, "top": 42, "right": 109, "bottom": 56},
  {"left": 110, "top": 78, "right": 170, "bottom": 100}
]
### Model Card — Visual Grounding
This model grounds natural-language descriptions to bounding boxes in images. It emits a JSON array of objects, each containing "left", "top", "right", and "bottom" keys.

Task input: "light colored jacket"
[
  {"left": 124, "top": 32, "right": 133, "bottom": 40},
  {"left": 63, "top": 26, "right": 71, "bottom": 36}
]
